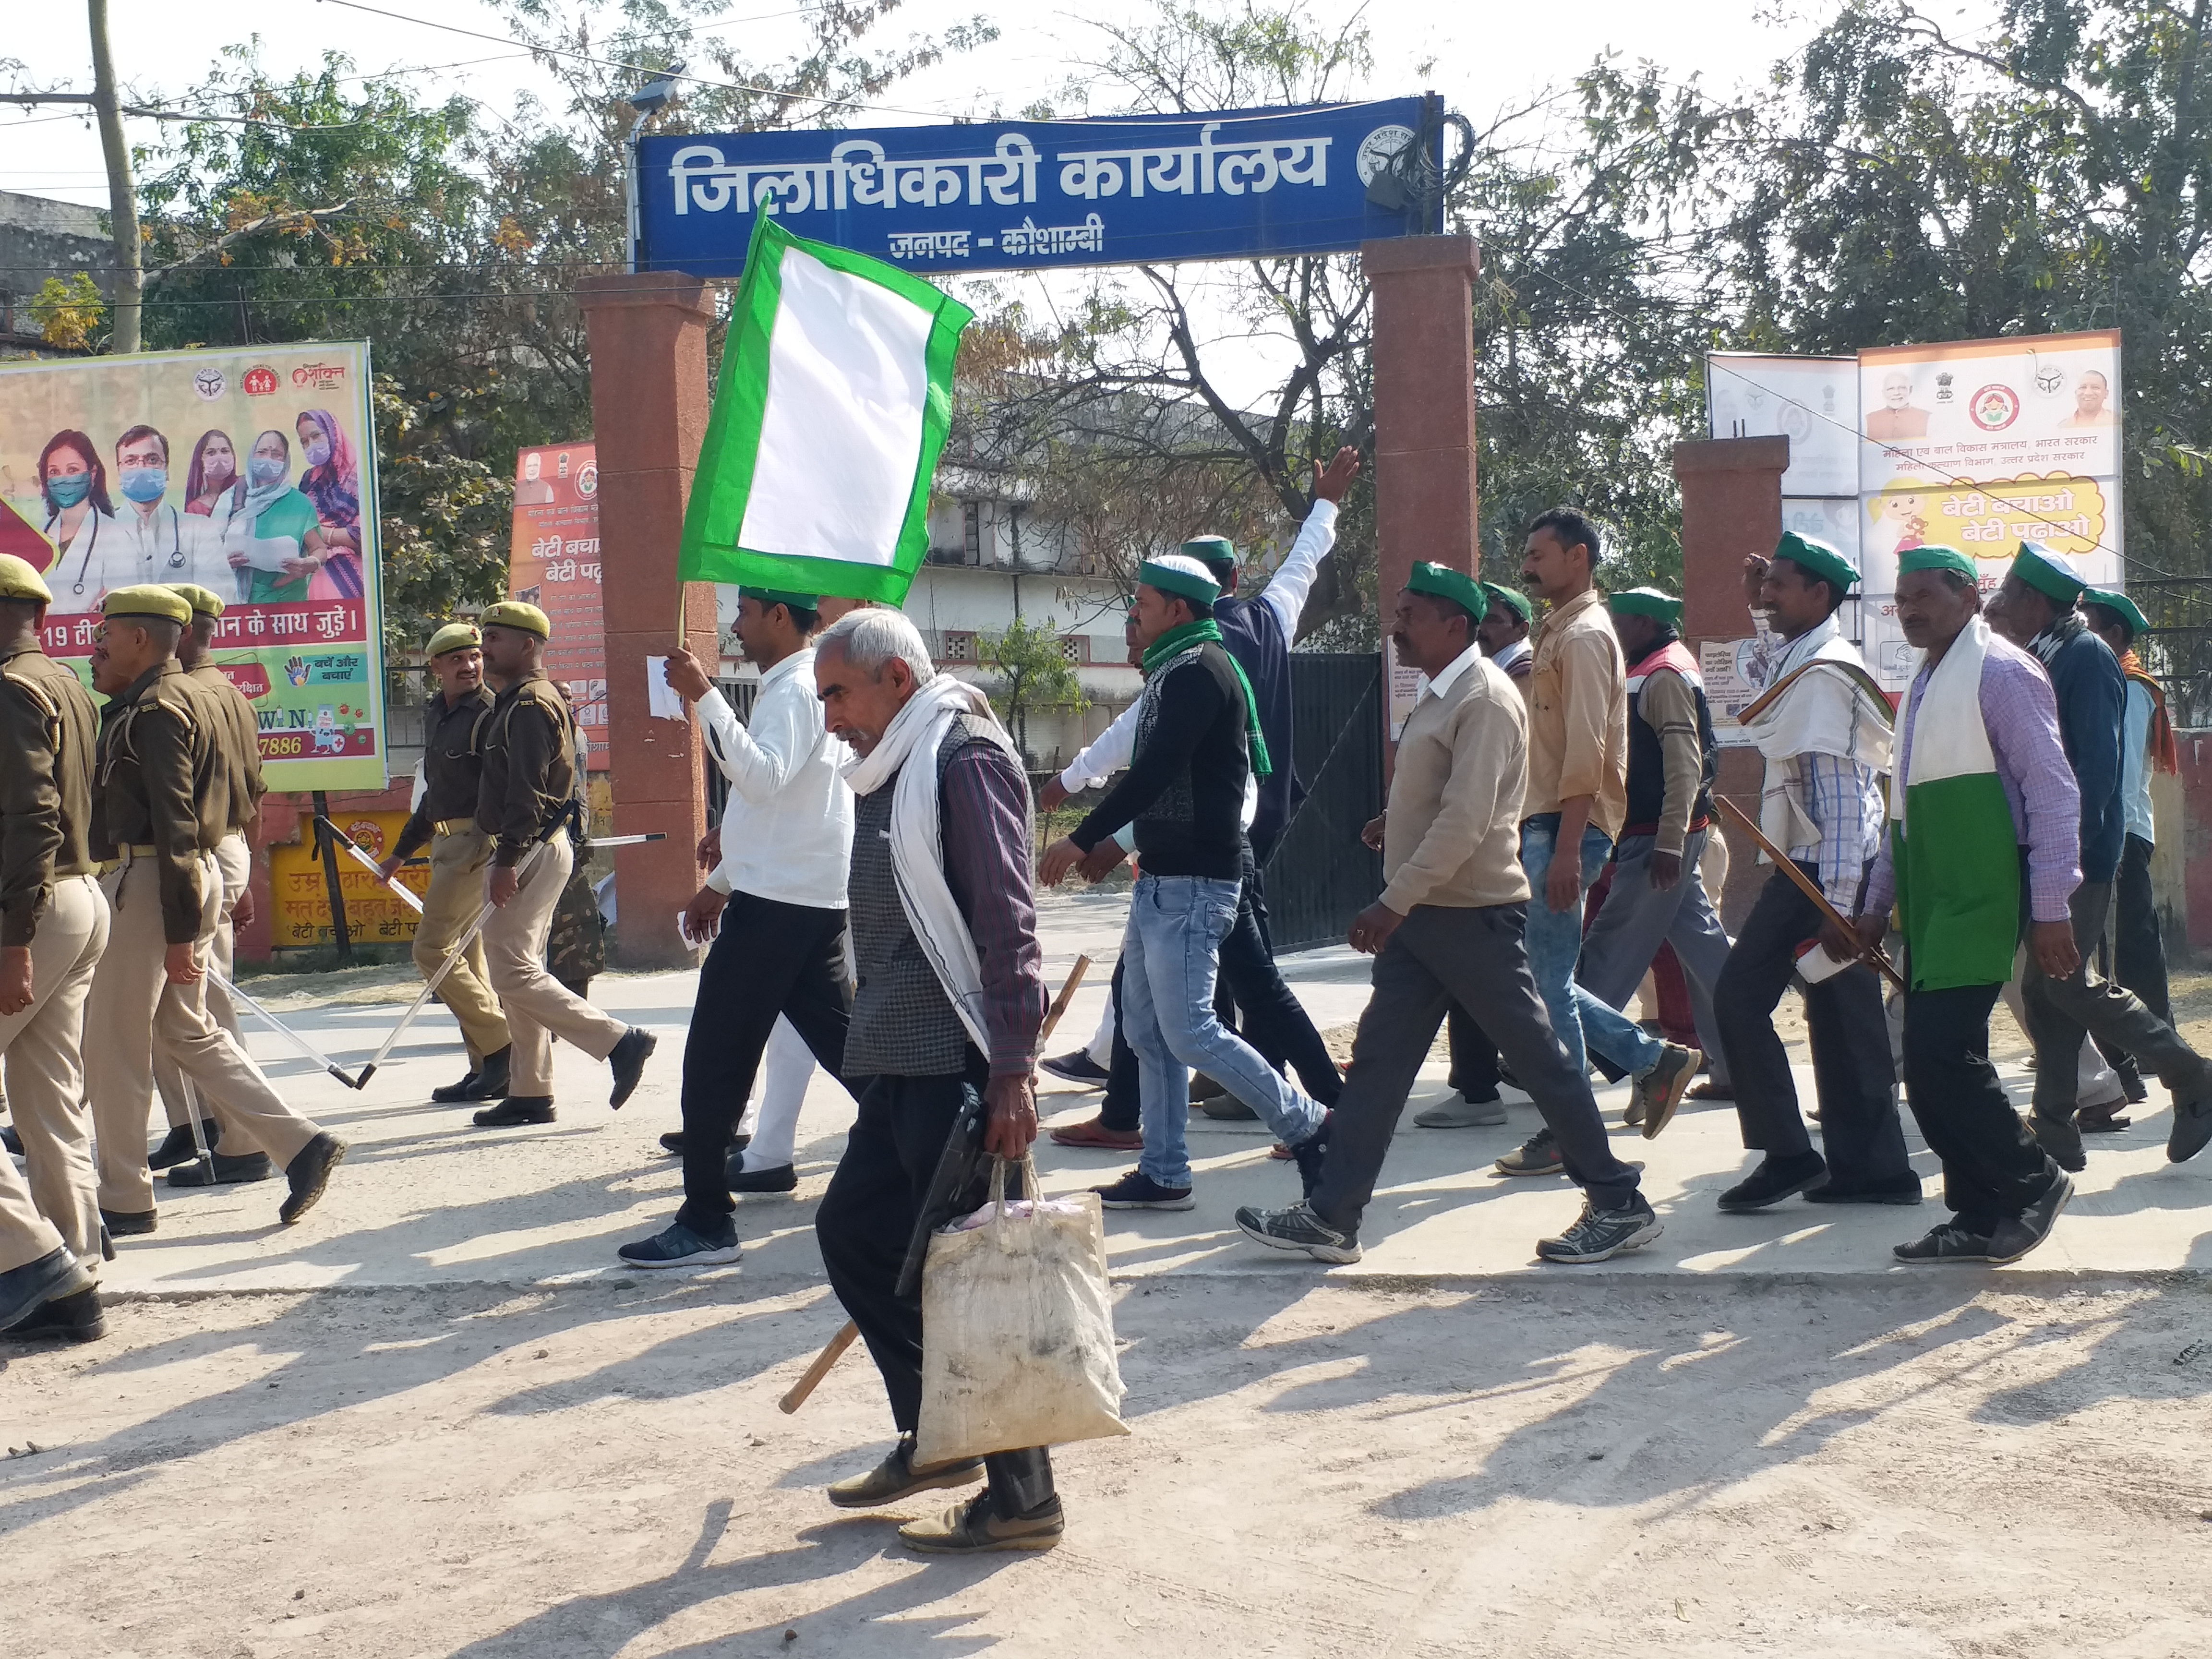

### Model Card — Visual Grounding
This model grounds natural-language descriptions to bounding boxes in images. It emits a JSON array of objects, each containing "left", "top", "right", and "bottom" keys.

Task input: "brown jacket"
[
  {"left": 0, "top": 639, "right": 99, "bottom": 946},
  {"left": 397, "top": 684, "right": 495, "bottom": 860},
  {"left": 187, "top": 663, "right": 266, "bottom": 835},
  {"left": 1524, "top": 587, "right": 1628, "bottom": 838},
  {"left": 476, "top": 672, "right": 577, "bottom": 866},
  {"left": 94, "top": 660, "right": 222, "bottom": 943}
]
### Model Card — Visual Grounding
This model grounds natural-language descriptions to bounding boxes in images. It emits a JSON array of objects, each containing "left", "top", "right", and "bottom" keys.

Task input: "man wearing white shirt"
[{"left": 619, "top": 588, "right": 856, "bottom": 1268}]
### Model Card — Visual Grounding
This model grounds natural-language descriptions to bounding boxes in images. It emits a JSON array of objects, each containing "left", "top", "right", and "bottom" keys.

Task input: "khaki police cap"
[
  {"left": 0, "top": 554, "right": 53, "bottom": 604},
  {"left": 427, "top": 621, "right": 482, "bottom": 657},
  {"left": 481, "top": 600, "right": 552, "bottom": 640},
  {"left": 103, "top": 585, "right": 194, "bottom": 626},
  {"left": 169, "top": 582, "right": 226, "bottom": 618}
]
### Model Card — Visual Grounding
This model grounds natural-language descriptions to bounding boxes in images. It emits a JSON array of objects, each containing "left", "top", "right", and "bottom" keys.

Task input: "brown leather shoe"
[
  {"left": 899, "top": 1490, "right": 1064, "bottom": 1554},
  {"left": 827, "top": 1437, "right": 983, "bottom": 1509},
  {"left": 1048, "top": 1115, "right": 1142, "bottom": 1151}
]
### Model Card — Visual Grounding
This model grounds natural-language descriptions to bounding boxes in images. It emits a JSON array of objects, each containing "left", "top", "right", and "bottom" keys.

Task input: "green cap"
[
  {"left": 1773, "top": 531, "right": 1859, "bottom": 597},
  {"left": 1179, "top": 535, "right": 1237, "bottom": 571},
  {"left": 481, "top": 599, "right": 552, "bottom": 639},
  {"left": 426, "top": 621, "right": 481, "bottom": 658},
  {"left": 1897, "top": 545, "right": 1978, "bottom": 582},
  {"left": 1480, "top": 581, "right": 1533, "bottom": 624},
  {"left": 1607, "top": 586, "right": 1682, "bottom": 626},
  {"left": 1137, "top": 554, "right": 1222, "bottom": 606},
  {"left": 103, "top": 584, "right": 193, "bottom": 626},
  {"left": 2082, "top": 587, "right": 2149, "bottom": 638},
  {"left": 0, "top": 554, "right": 54, "bottom": 605},
  {"left": 2010, "top": 542, "right": 2085, "bottom": 604},
  {"left": 739, "top": 586, "right": 819, "bottom": 613},
  {"left": 1405, "top": 561, "right": 1486, "bottom": 620}
]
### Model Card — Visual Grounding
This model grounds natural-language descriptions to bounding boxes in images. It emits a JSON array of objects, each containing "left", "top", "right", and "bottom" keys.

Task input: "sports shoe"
[
  {"left": 147, "top": 1120, "right": 218, "bottom": 1170},
  {"left": 607, "top": 1027, "right": 658, "bottom": 1109},
  {"left": 278, "top": 1132, "right": 347, "bottom": 1226},
  {"left": 1494, "top": 1128, "right": 1563, "bottom": 1178},
  {"left": 1893, "top": 1223, "right": 1993, "bottom": 1264},
  {"left": 827, "top": 1436, "right": 983, "bottom": 1509},
  {"left": 724, "top": 1159, "right": 798, "bottom": 1194},
  {"left": 1414, "top": 1093, "right": 1509, "bottom": 1129},
  {"left": 1535, "top": 1200, "right": 1663, "bottom": 1263},
  {"left": 2168, "top": 1095, "right": 2212, "bottom": 1164},
  {"left": 1686, "top": 1079, "right": 1734, "bottom": 1102},
  {"left": 475, "top": 1096, "right": 554, "bottom": 1127},
  {"left": 1039, "top": 1050, "right": 1111, "bottom": 1088},
  {"left": 1048, "top": 1115, "right": 1143, "bottom": 1151},
  {"left": 1985, "top": 1169, "right": 2073, "bottom": 1264},
  {"left": 899, "top": 1490, "right": 1064, "bottom": 1554},
  {"left": 2027, "top": 1111, "right": 2086, "bottom": 1174},
  {"left": 1234, "top": 1201, "right": 1362, "bottom": 1263},
  {"left": 1634, "top": 1045, "right": 1700, "bottom": 1140},
  {"left": 165, "top": 1150, "right": 276, "bottom": 1187},
  {"left": 1092, "top": 1170, "right": 1194, "bottom": 1210},
  {"left": 1716, "top": 1150, "right": 1828, "bottom": 1213},
  {"left": 616, "top": 1219, "right": 743, "bottom": 1268},
  {"left": 2, "top": 1284, "right": 105, "bottom": 1344}
]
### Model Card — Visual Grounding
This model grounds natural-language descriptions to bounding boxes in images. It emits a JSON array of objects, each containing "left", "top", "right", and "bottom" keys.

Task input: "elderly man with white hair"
[{"left": 806, "top": 608, "right": 1057, "bottom": 1555}]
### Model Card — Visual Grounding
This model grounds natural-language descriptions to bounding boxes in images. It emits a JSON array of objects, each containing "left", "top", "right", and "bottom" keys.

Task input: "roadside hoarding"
[
  {"left": 506, "top": 441, "right": 607, "bottom": 769},
  {"left": 266, "top": 809, "right": 427, "bottom": 947},
  {"left": 0, "top": 342, "right": 387, "bottom": 789}
]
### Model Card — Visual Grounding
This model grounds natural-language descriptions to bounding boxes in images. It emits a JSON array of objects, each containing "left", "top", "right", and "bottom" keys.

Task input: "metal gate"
[{"left": 1260, "top": 652, "right": 1385, "bottom": 952}]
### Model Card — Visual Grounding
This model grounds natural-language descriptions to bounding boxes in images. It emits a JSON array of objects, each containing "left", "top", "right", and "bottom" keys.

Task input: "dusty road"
[{"left": 8, "top": 1275, "right": 2211, "bottom": 1657}]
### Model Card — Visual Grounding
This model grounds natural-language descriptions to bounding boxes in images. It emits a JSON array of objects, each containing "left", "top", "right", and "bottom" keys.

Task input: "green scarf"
[{"left": 1141, "top": 618, "right": 1272, "bottom": 778}]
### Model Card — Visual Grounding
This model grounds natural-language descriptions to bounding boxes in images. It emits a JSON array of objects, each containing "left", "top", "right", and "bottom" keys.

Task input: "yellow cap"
[
  {"left": 103, "top": 585, "right": 194, "bottom": 626},
  {"left": 0, "top": 554, "right": 54, "bottom": 605},
  {"left": 169, "top": 582, "right": 225, "bottom": 619},
  {"left": 426, "top": 621, "right": 482, "bottom": 657},
  {"left": 481, "top": 600, "right": 551, "bottom": 640}
]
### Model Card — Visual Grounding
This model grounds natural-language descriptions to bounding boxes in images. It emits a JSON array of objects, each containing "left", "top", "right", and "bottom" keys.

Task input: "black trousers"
[
  {"left": 815, "top": 1058, "right": 1055, "bottom": 1514},
  {"left": 2094, "top": 834, "right": 2171, "bottom": 1084},
  {"left": 1900, "top": 982, "right": 2060, "bottom": 1230},
  {"left": 1445, "top": 1006, "right": 1501, "bottom": 1099},
  {"left": 675, "top": 893, "right": 850, "bottom": 1233},
  {"left": 1713, "top": 863, "right": 1910, "bottom": 1186}
]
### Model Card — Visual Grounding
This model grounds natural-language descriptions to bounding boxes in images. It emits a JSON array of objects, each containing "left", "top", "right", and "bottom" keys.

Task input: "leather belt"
[
  {"left": 433, "top": 819, "right": 480, "bottom": 837},
  {"left": 98, "top": 843, "right": 159, "bottom": 874}
]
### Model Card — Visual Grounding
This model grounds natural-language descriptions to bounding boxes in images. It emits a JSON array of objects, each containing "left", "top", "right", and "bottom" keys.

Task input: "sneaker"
[
  {"left": 278, "top": 1132, "right": 347, "bottom": 1226},
  {"left": 165, "top": 1150, "right": 276, "bottom": 1187},
  {"left": 1634, "top": 1046, "right": 1700, "bottom": 1141},
  {"left": 1092, "top": 1171, "right": 1195, "bottom": 1211},
  {"left": 616, "top": 1219, "right": 743, "bottom": 1268},
  {"left": 1234, "top": 1201, "right": 1362, "bottom": 1264},
  {"left": 1985, "top": 1170, "right": 2074, "bottom": 1264},
  {"left": 899, "top": 1490, "right": 1064, "bottom": 1554},
  {"left": 827, "top": 1436, "right": 983, "bottom": 1509},
  {"left": 1536, "top": 1200, "right": 1663, "bottom": 1263},
  {"left": 2, "top": 1285, "right": 105, "bottom": 1344},
  {"left": 1048, "top": 1115, "right": 1144, "bottom": 1151},
  {"left": 607, "top": 1027, "right": 658, "bottom": 1109},
  {"left": 1414, "top": 1093, "right": 1509, "bottom": 1128},
  {"left": 475, "top": 1096, "right": 554, "bottom": 1127},
  {"left": 724, "top": 1159, "right": 798, "bottom": 1194},
  {"left": 1494, "top": 1128, "right": 1563, "bottom": 1178},
  {"left": 1039, "top": 1050, "right": 1111, "bottom": 1088},
  {"left": 2168, "top": 1095, "right": 2212, "bottom": 1165},
  {"left": 1716, "top": 1151, "right": 1828, "bottom": 1213},
  {"left": 2026, "top": 1112, "right": 2087, "bottom": 1174},
  {"left": 1893, "top": 1223, "right": 1993, "bottom": 1264},
  {"left": 1686, "top": 1079, "right": 1734, "bottom": 1102}
]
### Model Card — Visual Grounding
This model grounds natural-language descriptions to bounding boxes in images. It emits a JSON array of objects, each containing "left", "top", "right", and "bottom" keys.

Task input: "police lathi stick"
[
  {"left": 778, "top": 953, "right": 1092, "bottom": 1416},
  {"left": 211, "top": 970, "right": 363, "bottom": 1089},
  {"left": 317, "top": 816, "right": 425, "bottom": 916}
]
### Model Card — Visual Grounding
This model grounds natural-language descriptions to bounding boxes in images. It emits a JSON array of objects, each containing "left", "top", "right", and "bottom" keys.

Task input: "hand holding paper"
[{"left": 646, "top": 656, "right": 687, "bottom": 721}]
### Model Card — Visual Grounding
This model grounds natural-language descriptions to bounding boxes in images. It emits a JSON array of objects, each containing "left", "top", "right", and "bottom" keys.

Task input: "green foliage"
[
  {"left": 979, "top": 616, "right": 1087, "bottom": 757},
  {"left": 27, "top": 274, "right": 105, "bottom": 351},
  {"left": 372, "top": 376, "right": 513, "bottom": 689}
]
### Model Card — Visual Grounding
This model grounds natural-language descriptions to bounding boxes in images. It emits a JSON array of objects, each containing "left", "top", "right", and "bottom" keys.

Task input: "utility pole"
[{"left": 86, "top": 0, "right": 143, "bottom": 354}]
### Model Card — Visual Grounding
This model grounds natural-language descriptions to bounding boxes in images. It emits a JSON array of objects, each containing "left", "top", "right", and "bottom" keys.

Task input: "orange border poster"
[{"left": 507, "top": 441, "right": 607, "bottom": 768}]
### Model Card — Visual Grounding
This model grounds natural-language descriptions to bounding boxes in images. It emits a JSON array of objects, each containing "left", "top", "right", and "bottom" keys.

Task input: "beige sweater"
[{"left": 1380, "top": 651, "right": 1533, "bottom": 913}]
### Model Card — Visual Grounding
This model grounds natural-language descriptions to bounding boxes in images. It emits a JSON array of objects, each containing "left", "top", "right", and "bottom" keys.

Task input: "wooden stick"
[
  {"left": 776, "top": 952, "right": 1096, "bottom": 1416},
  {"left": 1714, "top": 794, "right": 1908, "bottom": 992}
]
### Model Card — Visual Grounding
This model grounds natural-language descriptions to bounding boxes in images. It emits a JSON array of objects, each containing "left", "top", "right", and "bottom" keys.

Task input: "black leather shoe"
[
  {"left": 0, "top": 1246, "right": 94, "bottom": 1331},
  {"left": 2028, "top": 1112, "right": 2087, "bottom": 1173},
  {"left": 147, "top": 1121, "right": 218, "bottom": 1170},
  {"left": 4, "top": 1284, "right": 105, "bottom": 1343},
  {"left": 100, "top": 1207, "right": 156, "bottom": 1238},
  {"left": 1717, "top": 1151, "right": 1829, "bottom": 1213},
  {"left": 723, "top": 1159, "right": 798, "bottom": 1194},
  {"left": 476, "top": 1096, "right": 554, "bottom": 1127},
  {"left": 607, "top": 1028, "right": 657, "bottom": 1109},
  {"left": 166, "top": 1150, "right": 276, "bottom": 1187},
  {"left": 661, "top": 1129, "right": 749, "bottom": 1156},
  {"left": 431, "top": 1070, "right": 486, "bottom": 1105},
  {"left": 2169, "top": 1095, "right": 2212, "bottom": 1165},
  {"left": 0, "top": 1124, "right": 20, "bottom": 1156},
  {"left": 1803, "top": 1172, "right": 1923, "bottom": 1205},
  {"left": 279, "top": 1132, "right": 347, "bottom": 1225}
]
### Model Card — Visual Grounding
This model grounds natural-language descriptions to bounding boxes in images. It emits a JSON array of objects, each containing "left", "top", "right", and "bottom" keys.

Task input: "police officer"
[
  {"left": 83, "top": 586, "right": 346, "bottom": 1233},
  {"left": 0, "top": 555, "right": 110, "bottom": 1342},
  {"left": 151, "top": 582, "right": 275, "bottom": 1183},
  {"left": 469, "top": 601, "right": 653, "bottom": 1127},
  {"left": 380, "top": 622, "right": 512, "bottom": 1103}
]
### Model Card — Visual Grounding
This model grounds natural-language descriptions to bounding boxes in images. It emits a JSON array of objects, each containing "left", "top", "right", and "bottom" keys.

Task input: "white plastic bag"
[{"left": 914, "top": 1155, "right": 1129, "bottom": 1465}]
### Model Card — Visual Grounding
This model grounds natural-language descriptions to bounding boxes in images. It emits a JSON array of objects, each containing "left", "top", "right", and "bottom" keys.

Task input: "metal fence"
[{"left": 2132, "top": 578, "right": 2212, "bottom": 727}]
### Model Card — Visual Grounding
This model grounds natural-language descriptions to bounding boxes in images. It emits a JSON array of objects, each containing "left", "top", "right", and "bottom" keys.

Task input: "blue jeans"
[
  {"left": 1519, "top": 816, "right": 1613, "bottom": 1075},
  {"left": 1120, "top": 873, "right": 1325, "bottom": 1189}
]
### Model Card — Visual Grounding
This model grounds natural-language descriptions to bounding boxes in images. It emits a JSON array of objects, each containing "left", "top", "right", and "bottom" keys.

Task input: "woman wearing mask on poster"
[
  {"left": 295, "top": 409, "right": 364, "bottom": 600},
  {"left": 36, "top": 430, "right": 117, "bottom": 593},
  {"left": 185, "top": 429, "right": 248, "bottom": 529},
  {"left": 224, "top": 428, "right": 329, "bottom": 603}
]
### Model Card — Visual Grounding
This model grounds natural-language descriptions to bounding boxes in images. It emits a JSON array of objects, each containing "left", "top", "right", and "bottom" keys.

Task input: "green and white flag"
[{"left": 678, "top": 216, "right": 974, "bottom": 603}]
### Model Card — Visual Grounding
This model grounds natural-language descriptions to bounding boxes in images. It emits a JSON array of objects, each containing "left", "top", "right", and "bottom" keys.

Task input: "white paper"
[
  {"left": 1794, "top": 941, "right": 1853, "bottom": 984},
  {"left": 646, "top": 656, "right": 686, "bottom": 721}
]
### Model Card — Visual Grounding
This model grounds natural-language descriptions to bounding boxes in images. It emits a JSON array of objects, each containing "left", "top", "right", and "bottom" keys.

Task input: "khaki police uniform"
[
  {"left": 0, "top": 635, "right": 109, "bottom": 1270},
  {"left": 477, "top": 670, "right": 625, "bottom": 1096},
  {"left": 394, "top": 685, "right": 510, "bottom": 1067},
  {"left": 153, "top": 658, "right": 266, "bottom": 1133},
  {"left": 84, "top": 658, "right": 328, "bottom": 1216}
]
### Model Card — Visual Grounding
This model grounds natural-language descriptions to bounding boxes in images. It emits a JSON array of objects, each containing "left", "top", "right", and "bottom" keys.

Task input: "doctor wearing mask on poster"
[
  {"left": 36, "top": 430, "right": 119, "bottom": 596},
  {"left": 224, "top": 428, "right": 330, "bottom": 603},
  {"left": 111, "top": 425, "right": 225, "bottom": 590}
]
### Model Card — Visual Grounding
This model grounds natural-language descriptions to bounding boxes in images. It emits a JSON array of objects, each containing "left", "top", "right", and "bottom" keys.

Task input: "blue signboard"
[{"left": 637, "top": 99, "right": 1437, "bottom": 277}]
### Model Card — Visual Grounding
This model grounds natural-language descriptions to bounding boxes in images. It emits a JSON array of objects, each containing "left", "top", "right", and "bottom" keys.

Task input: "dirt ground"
[{"left": 8, "top": 1275, "right": 2212, "bottom": 1658}]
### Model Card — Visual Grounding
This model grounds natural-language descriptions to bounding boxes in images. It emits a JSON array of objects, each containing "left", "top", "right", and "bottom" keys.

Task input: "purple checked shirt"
[{"left": 1863, "top": 630, "right": 2080, "bottom": 924}]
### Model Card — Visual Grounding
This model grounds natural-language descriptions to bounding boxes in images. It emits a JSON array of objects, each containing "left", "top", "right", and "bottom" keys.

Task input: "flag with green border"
[{"left": 677, "top": 215, "right": 974, "bottom": 603}]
